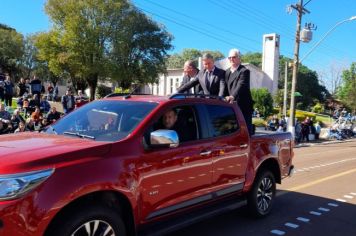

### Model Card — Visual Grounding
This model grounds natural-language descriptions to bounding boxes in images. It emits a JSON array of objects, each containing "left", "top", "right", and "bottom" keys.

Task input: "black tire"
[
  {"left": 50, "top": 204, "right": 126, "bottom": 236},
  {"left": 247, "top": 170, "right": 276, "bottom": 218}
]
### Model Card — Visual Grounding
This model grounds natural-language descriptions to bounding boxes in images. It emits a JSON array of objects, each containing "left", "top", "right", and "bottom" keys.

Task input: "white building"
[{"left": 141, "top": 33, "right": 280, "bottom": 96}]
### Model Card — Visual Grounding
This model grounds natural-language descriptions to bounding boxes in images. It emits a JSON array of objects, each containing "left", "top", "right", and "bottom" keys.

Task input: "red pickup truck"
[{"left": 0, "top": 94, "right": 294, "bottom": 236}]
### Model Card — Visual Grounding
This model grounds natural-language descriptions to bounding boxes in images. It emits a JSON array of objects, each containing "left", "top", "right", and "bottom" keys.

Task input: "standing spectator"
[
  {"left": 253, "top": 108, "right": 260, "bottom": 118},
  {"left": 61, "top": 89, "right": 75, "bottom": 114},
  {"left": 314, "top": 121, "right": 321, "bottom": 140},
  {"left": 295, "top": 120, "right": 302, "bottom": 143},
  {"left": 0, "top": 73, "right": 5, "bottom": 103},
  {"left": 25, "top": 78, "right": 31, "bottom": 95},
  {"left": 46, "top": 106, "right": 61, "bottom": 124},
  {"left": 75, "top": 90, "right": 89, "bottom": 108},
  {"left": 301, "top": 121, "right": 310, "bottom": 142},
  {"left": 179, "top": 60, "right": 201, "bottom": 94},
  {"left": 18, "top": 78, "right": 28, "bottom": 97},
  {"left": 53, "top": 84, "right": 59, "bottom": 101},
  {"left": 4, "top": 74, "right": 14, "bottom": 107},
  {"left": 279, "top": 115, "right": 287, "bottom": 132},
  {"left": 224, "top": 48, "right": 254, "bottom": 134},
  {"left": 47, "top": 83, "right": 54, "bottom": 101},
  {"left": 309, "top": 117, "right": 316, "bottom": 138},
  {"left": 40, "top": 95, "right": 51, "bottom": 113},
  {"left": 177, "top": 53, "right": 225, "bottom": 97},
  {"left": 30, "top": 75, "right": 42, "bottom": 97}
]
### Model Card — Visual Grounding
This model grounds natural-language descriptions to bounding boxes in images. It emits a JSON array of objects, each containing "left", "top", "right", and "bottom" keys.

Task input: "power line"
[
  {"left": 229, "top": 0, "right": 297, "bottom": 37},
  {"left": 144, "top": 0, "right": 261, "bottom": 45},
  {"left": 137, "top": 7, "right": 241, "bottom": 49},
  {"left": 138, "top": 1, "right": 295, "bottom": 59},
  {"left": 209, "top": 0, "right": 296, "bottom": 41}
]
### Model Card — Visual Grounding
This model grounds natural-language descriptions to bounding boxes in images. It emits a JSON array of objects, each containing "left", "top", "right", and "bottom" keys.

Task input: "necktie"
[{"left": 205, "top": 71, "right": 211, "bottom": 91}]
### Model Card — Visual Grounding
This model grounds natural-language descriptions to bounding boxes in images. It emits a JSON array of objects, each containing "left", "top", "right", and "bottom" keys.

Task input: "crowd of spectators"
[
  {"left": 0, "top": 72, "right": 89, "bottom": 135},
  {"left": 265, "top": 114, "right": 322, "bottom": 144}
]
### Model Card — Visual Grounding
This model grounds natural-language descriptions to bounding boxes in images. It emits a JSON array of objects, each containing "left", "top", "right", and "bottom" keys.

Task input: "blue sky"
[{"left": 1, "top": 0, "right": 355, "bottom": 82}]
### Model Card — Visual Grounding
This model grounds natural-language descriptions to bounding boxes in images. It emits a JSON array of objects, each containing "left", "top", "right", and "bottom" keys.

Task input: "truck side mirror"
[{"left": 150, "top": 129, "right": 179, "bottom": 148}]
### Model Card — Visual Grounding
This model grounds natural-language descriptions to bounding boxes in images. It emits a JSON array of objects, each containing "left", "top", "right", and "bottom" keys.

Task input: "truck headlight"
[{"left": 0, "top": 169, "right": 54, "bottom": 200}]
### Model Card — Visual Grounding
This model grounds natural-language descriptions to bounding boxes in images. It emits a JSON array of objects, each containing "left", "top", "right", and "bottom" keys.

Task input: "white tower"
[{"left": 262, "top": 33, "right": 280, "bottom": 94}]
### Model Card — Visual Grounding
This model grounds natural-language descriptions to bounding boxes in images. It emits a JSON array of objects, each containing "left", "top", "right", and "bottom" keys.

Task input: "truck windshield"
[{"left": 44, "top": 100, "right": 157, "bottom": 142}]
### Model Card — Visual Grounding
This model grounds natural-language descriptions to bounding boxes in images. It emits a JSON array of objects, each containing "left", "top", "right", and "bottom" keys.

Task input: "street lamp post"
[
  {"left": 300, "top": 16, "right": 356, "bottom": 63},
  {"left": 288, "top": 15, "right": 356, "bottom": 134}
]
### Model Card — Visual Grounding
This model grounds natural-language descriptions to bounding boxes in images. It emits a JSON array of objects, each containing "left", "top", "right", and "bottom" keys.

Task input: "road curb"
[{"left": 295, "top": 138, "right": 356, "bottom": 148}]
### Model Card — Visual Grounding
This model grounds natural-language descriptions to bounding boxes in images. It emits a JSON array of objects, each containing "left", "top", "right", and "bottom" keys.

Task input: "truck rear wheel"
[
  {"left": 49, "top": 205, "right": 126, "bottom": 236},
  {"left": 247, "top": 170, "right": 276, "bottom": 218}
]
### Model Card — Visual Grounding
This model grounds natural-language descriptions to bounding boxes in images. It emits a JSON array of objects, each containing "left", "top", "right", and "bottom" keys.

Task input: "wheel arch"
[
  {"left": 256, "top": 158, "right": 281, "bottom": 184},
  {"left": 44, "top": 190, "right": 136, "bottom": 236}
]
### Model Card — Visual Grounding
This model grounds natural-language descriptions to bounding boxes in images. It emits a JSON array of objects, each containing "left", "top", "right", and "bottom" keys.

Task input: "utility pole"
[
  {"left": 283, "top": 62, "right": 288, "bottom": 117},
  {"left": 288, "top": 0, "right": 310, "bottom": 134}
]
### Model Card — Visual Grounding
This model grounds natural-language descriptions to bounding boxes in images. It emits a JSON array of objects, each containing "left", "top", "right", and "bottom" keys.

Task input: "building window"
[{"left": 170, "top": 78, "right": 174, "bottom": 94}]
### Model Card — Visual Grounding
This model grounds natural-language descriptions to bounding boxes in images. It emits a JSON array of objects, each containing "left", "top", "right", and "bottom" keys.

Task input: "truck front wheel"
[
  {"left": 247, "top": 170, "right": 276, "bottom": 218},
  {"left": 49, "top": 205, "right": 126, "bottom": 236}
]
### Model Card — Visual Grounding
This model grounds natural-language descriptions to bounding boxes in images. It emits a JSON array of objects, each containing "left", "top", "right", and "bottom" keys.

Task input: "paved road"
[{"left": 170, "top": 139, "right": 356, "bottom": 236}]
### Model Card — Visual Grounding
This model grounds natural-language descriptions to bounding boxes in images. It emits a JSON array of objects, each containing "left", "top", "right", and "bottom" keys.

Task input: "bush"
[
  {"left": 294, "top": 110, "right": 316, "bottom": 121},
  {"left": 253, "top": 118, "right": 266, "bottom": 127},
  {"left": 251, "top": 88, "right": 273, "bottom": 118},
  {"left": 96, "top": 85, "right": 112, "bottom": 99},
  {"left": 312, "top": 103, "right": 323, "bottom": 113}
]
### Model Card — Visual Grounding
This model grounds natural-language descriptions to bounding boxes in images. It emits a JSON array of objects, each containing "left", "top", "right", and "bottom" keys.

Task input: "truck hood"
[{"left": 0, "top": 132, "right": 111, "bottom": 174}]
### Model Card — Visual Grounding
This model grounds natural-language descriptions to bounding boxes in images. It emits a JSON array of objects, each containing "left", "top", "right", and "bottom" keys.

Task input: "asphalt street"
[{"left": 169, "top": 139, "right": 356, "bottom": 236}]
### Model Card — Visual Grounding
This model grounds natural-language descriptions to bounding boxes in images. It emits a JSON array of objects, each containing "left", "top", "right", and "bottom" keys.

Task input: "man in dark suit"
[
  {"left": 179, "top": 60, "right": 201, "bottom": 94},
  {"left": 177, "top": 53, "right": 225, "bottom": 97},
  {"left": 225, "top": 49, "right": 254, "bottom": 134}
]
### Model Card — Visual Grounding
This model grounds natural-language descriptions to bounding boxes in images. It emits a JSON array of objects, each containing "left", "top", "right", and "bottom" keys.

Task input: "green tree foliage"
[
  {"left": 241, "top": 52, "right": 262, "bottom": 68},
  {"left": 311, "top": 102, "right": 323, "bottom": 113},
  {"left": 273, "top": 89, "right": 285, "bottom": 109},
  {"left": 166, "top": 48, "right": 224, "bottom": 69},
  {"left": 251, "top": 88, "right": 273, "bottom": 118},
  {"left": 0, "top": 27, "right": 24, "bottom": 76},
  {"left": 337, "top": 62, "right": 356, "bottom": 113},
  {"left": 296, "top": 65, "right": 330, "bottom": 110},
  {"left": 36, "top": 0, "right": 172, "bottom": 100}
]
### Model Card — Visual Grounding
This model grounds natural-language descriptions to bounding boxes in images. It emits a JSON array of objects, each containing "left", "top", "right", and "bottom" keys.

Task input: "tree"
[
  {"left": 19, "top": 35, "right": 39, "bottom": 79},
  {"left": 337, "top": 62, "right": 356, "bottom": 113},
  {"left": 37, "top": 0, "right": 172, "bottom": 100},
  {"left": 0, "top": 27, "right": 24, "bottom": 76},
  {"left": 296, "top": 65, "right": 330, "bottom": 110},
  {"left": 109, "top": 6, "right": 172, "bottom": 89},
  {"left": 166, "top": 48, "right": 224, "bottom": 69},
  {"left": 317, "top": 61, "right": 346, "bottom": 96},
  {"left": 251, "top": 88, "right": 273, "bottom": 118},
  {"left": 241, "top": 52, "right": 262, "bottom": 68}
]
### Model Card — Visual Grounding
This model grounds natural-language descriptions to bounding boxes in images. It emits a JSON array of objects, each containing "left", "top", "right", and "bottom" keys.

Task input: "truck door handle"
[
  {"left": 200, "top": 150, "right": 212, "bottom": 156},
  {"left": 240, "top": 144, "right": 248, "bottom": 148}
]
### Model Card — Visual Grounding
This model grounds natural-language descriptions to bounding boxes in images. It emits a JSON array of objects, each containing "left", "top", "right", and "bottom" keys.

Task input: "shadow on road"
[{"left": 167, "top": 190, "right": 356, "bottom": 236}]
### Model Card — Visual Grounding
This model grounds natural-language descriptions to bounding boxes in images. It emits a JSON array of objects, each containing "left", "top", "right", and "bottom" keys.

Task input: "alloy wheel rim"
[
  {"left": 256, "top": 177, "right": 273, "bottom": 212},
  {"left": 71, "top": 220, "right": 115, "bottom": 236}
]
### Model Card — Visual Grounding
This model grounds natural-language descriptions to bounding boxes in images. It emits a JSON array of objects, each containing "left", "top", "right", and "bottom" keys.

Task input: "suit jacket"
[
  {"left": 225, "top": 65, "right": 253, "bottom": 114},
  {"left": 178, "top": 67, "right": 225, "bottom": 96},
  {"left": 180, "top": 71, "right": 201, "bottom": 94}
]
